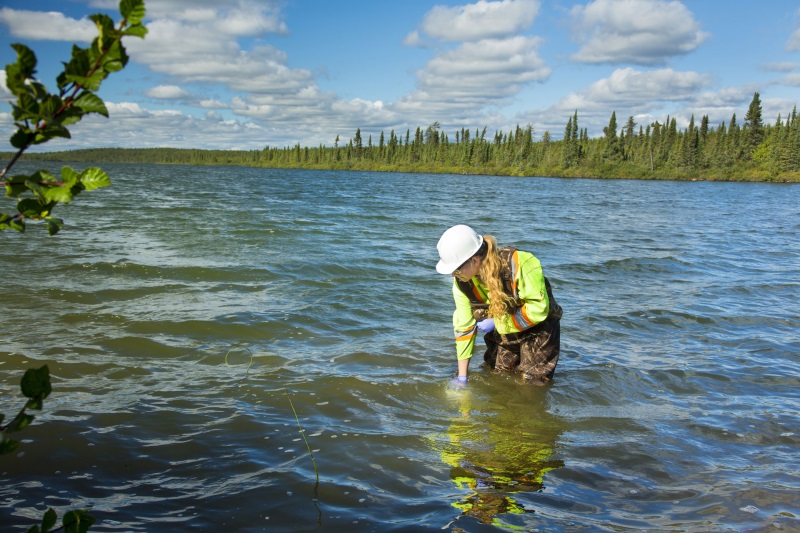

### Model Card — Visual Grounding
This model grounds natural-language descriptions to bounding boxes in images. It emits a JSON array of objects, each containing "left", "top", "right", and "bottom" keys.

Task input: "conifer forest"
[{"left": 9, "top": 93, "right": 799, "bottom": 182}]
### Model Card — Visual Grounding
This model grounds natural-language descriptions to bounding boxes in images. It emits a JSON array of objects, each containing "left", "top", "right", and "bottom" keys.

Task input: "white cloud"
[
  {"left": 761, "top": 62, "right": 800, "bottom": 73},
  {"left": 395, "top": 36, "right": 550, "bottom": 121},
  {"left": 0, "top": 0, "right": 549, "bottom": 148},
  {"left": 785, "top": 73, "right": 800, "bottom": 87},
  {"left": 216, "top": 5, "right": 287, "bottom": 36},
  {"left": 422, "top": 37, "right": 548, "bottom": 93},
  {"left": 787, "top": 28, "right": 800, "bottom": 52},
  {"left": 394, "top": 0, "right": 549, "bottom": 123},
  {"left": 199, "top": 99, "right": 229, "bottom": 109},
  {"left": 146, "top": 85, "right": 191, "bottom": 99},
  {"left": 4, "top": 0, "right": 782, "bottom": 153},
  {"left": 107, "top": 102, "right": 150, "bottom": 117},
  {"left": 761, "top": 97, "right": 800, "bottom": 125},
  {"left": 411, "top": 0, "right": 540, "bottom": 43},
  {"left": 25, "top": 102, "right": 272, "bottom": 151},
  {"left": 515, "top": 68, "right": 716, "bottom": 138},
  {"left": 402, "top": 30, "right": 425, "bottom": 48},
  {"left": 577, "top": 68, "right": 712, "bottom": 107},
  {"left": 682, "top": 86, "right": 764, "bottom": 127},
  {"left": 0, "top": 8, "right": 95, "bottom": 41},
  {"left": 90, "top": 0, "right": 289, "bottom": 33},
  {"left": 570, "top": 0, "right": 709, "bottom": 65},
  {"left": 0, "top": 71, "right": 12, "bottom": 101},
  {"left": 118, "top": 0, "right": 548, "bottom": 137},
  {"left": 125, "top": 18, "right": 314, "bottom": 100}
]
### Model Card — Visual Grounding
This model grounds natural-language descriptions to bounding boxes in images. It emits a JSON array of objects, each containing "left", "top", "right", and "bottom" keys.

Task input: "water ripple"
[{"left": 1, "top": 164, "right": 798, "bottom": 532}]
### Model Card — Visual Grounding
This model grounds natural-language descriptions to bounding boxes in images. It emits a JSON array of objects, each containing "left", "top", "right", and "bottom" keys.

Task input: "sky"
[{"left": 1, "top": 0, "right": 799, "bottom": 152}]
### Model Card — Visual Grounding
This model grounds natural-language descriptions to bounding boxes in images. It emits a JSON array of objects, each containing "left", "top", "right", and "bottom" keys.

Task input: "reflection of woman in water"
[{"left": 438, "top": 387, "right": 564, "bottom": 528}]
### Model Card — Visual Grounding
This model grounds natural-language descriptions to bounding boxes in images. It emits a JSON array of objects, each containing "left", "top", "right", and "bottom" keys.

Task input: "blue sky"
[{"left": 1, "top": 0, "right": 799, "bottom": 152}]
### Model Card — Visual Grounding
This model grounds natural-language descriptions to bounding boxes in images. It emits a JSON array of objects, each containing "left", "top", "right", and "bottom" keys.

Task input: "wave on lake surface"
[{"left": 1, "top": 163, "right": 798, "bottom": 532}]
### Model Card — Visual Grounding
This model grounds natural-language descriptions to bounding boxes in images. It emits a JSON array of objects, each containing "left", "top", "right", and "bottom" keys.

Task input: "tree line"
[{"left": 8, "top": 92, "right": 799, "bottom": 182}]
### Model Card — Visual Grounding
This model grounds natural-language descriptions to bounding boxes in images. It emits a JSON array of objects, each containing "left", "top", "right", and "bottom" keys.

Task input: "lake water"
[{"left": 1, "top": 163, "right": 798, "bottom": 532}]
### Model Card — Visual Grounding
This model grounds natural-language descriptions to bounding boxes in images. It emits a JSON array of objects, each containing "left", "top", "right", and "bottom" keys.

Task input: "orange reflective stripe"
[
  {"left": 470, "top": 283, "right": 485, "bottom": 302},
  {"left": 520, "top": 305, "right": 536, "bottom": 328},
  {"left": 455, "top": 327, "right": 477, "bottom": 341}
]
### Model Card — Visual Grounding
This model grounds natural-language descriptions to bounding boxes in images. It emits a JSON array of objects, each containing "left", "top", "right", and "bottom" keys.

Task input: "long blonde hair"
[{"left": 477, "top": 235, "right": 517, "bottom": 318}]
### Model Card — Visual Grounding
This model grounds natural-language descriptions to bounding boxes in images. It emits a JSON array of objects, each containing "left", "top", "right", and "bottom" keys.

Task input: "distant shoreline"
[{"left": 3, "top": 147, "right": 799, "bottom": 183}]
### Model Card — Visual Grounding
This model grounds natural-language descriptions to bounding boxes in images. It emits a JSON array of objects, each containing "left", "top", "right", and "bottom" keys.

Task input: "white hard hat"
[{"left": 436, "top": 225, "right": 483, "bottom": 274}]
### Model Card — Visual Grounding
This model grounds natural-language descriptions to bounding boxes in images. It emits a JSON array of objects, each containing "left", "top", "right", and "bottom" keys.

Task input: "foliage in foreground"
[
  {"left": 1, "top": 1, "right": 147, "bottom": 531},
  {"left": 0, "top": 0, "right": 146, "bottom": 234},
  {"left": 0, "top": 366, "right": 95, "bottom": 532}
]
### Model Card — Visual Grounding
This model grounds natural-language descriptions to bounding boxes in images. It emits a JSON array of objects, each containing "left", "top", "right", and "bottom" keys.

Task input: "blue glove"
[
  {"left": 450, "top": 375, "right": 467, "bottom": 388},
  {"left": 476, "top": 318, "right": 495, "bottom": 333}
]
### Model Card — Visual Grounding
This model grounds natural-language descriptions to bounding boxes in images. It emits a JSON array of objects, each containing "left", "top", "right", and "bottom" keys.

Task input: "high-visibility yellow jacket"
[{"left": 452, "top": 249, "right": 550, "bottom": 360}]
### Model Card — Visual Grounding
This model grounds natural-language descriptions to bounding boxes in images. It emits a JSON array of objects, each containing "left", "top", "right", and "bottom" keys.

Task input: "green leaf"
[
  {"left": 59, "top": 108, "right": 85, "bottom": 127},
  {"left": 123, "top": 24, "right": 148, "bottom": 38},
  {"left": 89, "top": 14, "right": 115, "bottom": 45},
  {"left": 9, "top": 43, "right": 37, "bottom": 79},
  {"left": 27, "top": 175, "right": 71, "bottom": 207},
  {"left": 42, "top": 508, "right": 58, "bottom": 532},
  {"left": 56, "top": 69, "right": 69, "bottom": 91},
  {"left": 102, "top": 40, "right": 128, "bottom": 73},
  {"left": 10, "top": 217, "right": 26, "bottom": 232},
  {"left": 42, "top": 185, "right": 74, "bottom": 204},
  {"left": 6, "top": 182, "right": 28, "bottom": 198},
  {"left": 120, "top": 0, "right": 147, "bottom": 26},
  {"left": 4, "top": 62, "right": 27, "bottom": 96},
  {"left": 62, "top": 510, "right": 95, "bottom": 533},
  {"left": 29, "top": 81, "right": 49, "bottom": 100},
  {"left": 64, "top": 45, "right": 91, "bottom": 78},
  {"left": 17, "top": 198, "right": 51, "bottom": 219},
  {"left": 61, "top": 166, "right": 80, "bottom": 188},
  {"left": 26, "top": 397, "right": 43, "bottom": 410},
  {"left": 79, "top": 167, "right": 111, "bottom": 191},
  {"left": 86, "top": 38, "right": 102, "bottom": 67},
  {"left": 33, "top": 125, "right": 71, "bottom": 144},
  {"left": 45, "top": 216, "right": 65, "bottom": 236},
  {"left": 64, "top": 70, "right": 105, "bottom": 92},
  {"left": 10, "top": 128, "right": 33, "bottom": 149},
  {"left": 73, "top": 91, "right": 108, "bottom": 117},
  {"left": 39, "top": 95, "right": 65, "bottom": 121},
  {"left": 21, "top": 365, "right": 52, "bottom": 401},
  {"left": 5, "top": 174, "right": 30, "bottom": 197},
  {"left": 0, "top": 438, "right": 20, "bottom": 455},
  {"left": 14, "top": 413, "right": 35, "bottom": 431},
  {"left": 11, "top": 92, "right": 40, "bottom": 121},
  {"left": 32, "top": 170, "right": 59, "bottom": 184}
]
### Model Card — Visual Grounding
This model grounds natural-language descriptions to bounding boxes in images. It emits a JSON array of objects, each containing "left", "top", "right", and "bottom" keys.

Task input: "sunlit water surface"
[{"left": 1, "top": 164, "right": 798, "bottom": 532}]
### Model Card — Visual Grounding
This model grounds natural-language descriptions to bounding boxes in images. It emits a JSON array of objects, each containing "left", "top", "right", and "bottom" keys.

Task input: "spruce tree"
[
  {"left": 563, "top": 115, "right": 574, "bottom": 168},
  {"left": 353, "top": 128, "right": 363, "bottom": 159},
  {"left": 571, "top": 111, "right": 579, "bottom": 162},
  {"left": 743, "top": 92, "right": 764, "bottom": 159},
  {"left": 603, "top": 111, "right": 622, "bottom": 162}
]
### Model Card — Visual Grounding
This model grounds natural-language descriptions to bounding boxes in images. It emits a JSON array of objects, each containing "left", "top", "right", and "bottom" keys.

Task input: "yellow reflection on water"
[{"left": 435, "top": 382, "right": 565, "bottom": 530}]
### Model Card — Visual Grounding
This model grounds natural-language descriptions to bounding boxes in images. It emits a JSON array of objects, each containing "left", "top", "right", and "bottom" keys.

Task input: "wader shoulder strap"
[
  {"left": 498, "top": 247, "right": 516, "bottom": 299},
  {"left": 455, "top": 278, "right": 490, "bottom": 321}
]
